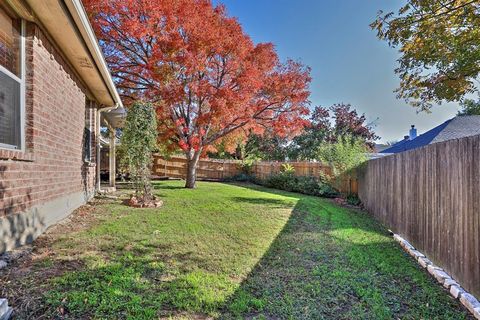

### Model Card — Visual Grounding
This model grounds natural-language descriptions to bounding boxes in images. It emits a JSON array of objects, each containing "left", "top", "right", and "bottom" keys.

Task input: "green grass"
[{"left": 9, "top": 181, "right": 471, "bottom": 319}]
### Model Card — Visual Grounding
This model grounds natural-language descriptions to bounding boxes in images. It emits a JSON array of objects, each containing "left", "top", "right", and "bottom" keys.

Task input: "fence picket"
[{"left": 358, "top": 135, "right": 480, "bottom": 297}]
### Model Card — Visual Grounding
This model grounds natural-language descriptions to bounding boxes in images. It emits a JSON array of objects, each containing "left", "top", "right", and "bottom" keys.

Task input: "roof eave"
[
  {"left": 23, "top": 0, "right": 123, "bottom": 110},
  {"left": 63, "top": 0, "right": 123, "bottom": 110}
]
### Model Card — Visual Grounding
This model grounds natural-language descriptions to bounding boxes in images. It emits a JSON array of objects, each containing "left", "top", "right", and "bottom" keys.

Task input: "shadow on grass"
[
  {"left": 230, "top": 196, "right": 294, "bottom": 208},
  {"left": 3, "top": 182, "right": 472, "bottom": 319},
  {"left": 153, "top": 184, "right": 185, "bottom": 190},
  {"left": 114, "top": 181, "right": 184, "bottom": 191},
  {"left": 218, "top": 184, "right": 471, "bottom": 320}
]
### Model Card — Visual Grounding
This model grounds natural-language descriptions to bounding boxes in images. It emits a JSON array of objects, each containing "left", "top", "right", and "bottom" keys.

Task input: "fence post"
[{"left": 222, "top": 161, "right": 225, "bottom": 180}]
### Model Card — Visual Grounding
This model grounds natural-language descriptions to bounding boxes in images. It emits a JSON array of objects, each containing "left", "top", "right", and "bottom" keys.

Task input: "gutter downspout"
[{"left": 96, "top": 103, "right": 119, "bottom": 192}]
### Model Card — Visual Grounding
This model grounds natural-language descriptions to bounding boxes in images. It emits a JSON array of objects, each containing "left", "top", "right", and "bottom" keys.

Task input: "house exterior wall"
[{"left": 0, "top": 22, "right": 98, "bottom": 252}]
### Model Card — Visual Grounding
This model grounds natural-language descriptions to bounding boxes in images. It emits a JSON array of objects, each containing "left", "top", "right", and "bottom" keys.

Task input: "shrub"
[
  {"left": 346, "top": 193, "right": 362, "bottom": 206},
  {"left": 317, "top": 135, "right": 367, "bottom": 180},
  {"left": 238, "top": 157, "right": 256, "bottom": 175},
  {"left": 260, "top": 173, "right": 338, "bottom": 198},
  {"left": 281, "top": 163, "right": 295, "bottom": 174},
  {"left": 263, "top": 172, "right": 295, "bottom": 191},
  {"left": 225, "top": 159, "right": 339, "bottom": 198},
  {"left": 225, "top": 173, "right": 253, "bottom": 182},
  {"left": 317, "top": 181, "right": 339, "bottom": 198}
]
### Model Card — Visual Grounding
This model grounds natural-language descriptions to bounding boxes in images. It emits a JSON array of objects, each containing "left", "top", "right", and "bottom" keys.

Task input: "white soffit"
[{"left": 24, "top": 0, "right": 122, "bottom": 108}]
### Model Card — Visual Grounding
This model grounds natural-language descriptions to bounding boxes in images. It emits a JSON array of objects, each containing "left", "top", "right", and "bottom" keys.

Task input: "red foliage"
[
  {"left": 310, "top": 104, "right": 378, "bottom": 144},
  {"left": 84, "top": 0, "right": 311, "bottom": 158},
  {"left": 330, "top": 104, "right": 378, "bottom": 142}
]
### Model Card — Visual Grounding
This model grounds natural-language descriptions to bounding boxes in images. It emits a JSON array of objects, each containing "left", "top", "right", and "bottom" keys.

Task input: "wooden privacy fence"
[
  {"left": 152, "top": 155, "right": 358, "bottom": 194},
  {"left": 152, "top": 155, "right": 241, "bottom": 180},
  {"left": 358, "top": 135, "right": 480, "bottom": 297}
]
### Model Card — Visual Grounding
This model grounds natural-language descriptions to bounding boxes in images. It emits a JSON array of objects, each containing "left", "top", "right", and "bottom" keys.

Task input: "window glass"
[
  {"left": 0, "top": 71, "right": 20, "bottom": 147},
  {"left": 0, "top": 6, "right": 22, "bottom": 149}
]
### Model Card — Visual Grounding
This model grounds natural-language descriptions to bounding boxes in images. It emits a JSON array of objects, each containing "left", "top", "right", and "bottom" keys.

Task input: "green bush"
[
  {"left": 258, "top": 173, "right": 338, "bottom": 198},
  {"left": 346, "top": 193, "right": 362, "bottom": 206},
  {"left": 238, "top": 157, "right": 256, "bottom": 175},
  {"left": 281, "top": 163, "right": 295, "bottom": 174},
  {"left": 224, "top": 160, "right": 338, "bottom": 198},
  {"left": 317, "top": 135, "right": 367, "bottom": 180},
  {"left": 225, "top": 173, "right": 254, "bottom": 182}
]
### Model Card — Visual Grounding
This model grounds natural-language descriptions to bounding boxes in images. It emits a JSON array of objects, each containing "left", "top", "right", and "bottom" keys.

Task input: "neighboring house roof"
[
  {"left": 10, "top": 0, "right": 123, "bottom": 110},
  {"left": 381, "top": 116, "right": 480, "bottom": 153},
  {"left": 367, "top": 153, "right": 391, "bottom": 160},
  {"left": 430, "top": 116, "right": 480, "bottom": 143},
  {"left": 373, "top": 143, "right": 389, "bottom": 153}
]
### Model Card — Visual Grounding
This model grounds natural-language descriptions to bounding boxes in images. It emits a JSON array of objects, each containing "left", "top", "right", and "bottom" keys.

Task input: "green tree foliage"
[
  {"left": 289, "top": 104, "right": 378, "bottom": 160},
  {"left": 457, "top": 99, "right": 480, "bottom": 115},
  {"left": 317, "top": 135, "right": 368, "bottom": 180},
  {"left": 210, "top": 104, "right": 378, "bottom": 162},
  {"left": 208, "top": 131, "right": 290, "bottom": 161},
  {"left": 371, "top": 1, "right": 480, "bottom": 112},
  {"left": 243, "top": 133, "right": 290, "bottom": 161},
  {"left": 288, "top": 107, "right": 330, "bottom": 161},
  {"left": 121, "top": 102, "right": 158, "bottom": 201}
]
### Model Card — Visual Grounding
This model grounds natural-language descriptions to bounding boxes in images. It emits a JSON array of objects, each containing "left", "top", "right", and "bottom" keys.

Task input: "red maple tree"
[{"left": 84, "top": 0, "right": 311, "bottom": 188}]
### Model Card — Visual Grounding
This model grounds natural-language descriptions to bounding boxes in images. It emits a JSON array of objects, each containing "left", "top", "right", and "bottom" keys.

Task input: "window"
[{"left": 0, "top": 7, "right": 24, "bottom": 150}]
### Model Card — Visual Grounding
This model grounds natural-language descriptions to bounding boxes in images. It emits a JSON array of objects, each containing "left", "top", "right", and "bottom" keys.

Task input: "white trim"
[
  {"left": 96, "top": 104, "right": 118, "bottom": 191},
  {"left": 96, "top": 107, "right": 101, "bottom": 190},
  {"left": 0, "top": 18, "right": 26, "bottom": 152},
  {"left": 20, "top": 19, "right": 26, "bottom": 152},
  {"left": 0, "top": 142, "right": 19, "bottom": 149},
  {"left": 0, "top": 64, "right": 21, "bottom": 83},
  {"left": 84, "top": 100, "right": 95, "bottom": 163}
]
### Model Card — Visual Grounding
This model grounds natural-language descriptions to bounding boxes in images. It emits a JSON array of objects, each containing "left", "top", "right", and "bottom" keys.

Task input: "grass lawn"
[{"left": 0, "top": 181, "right": 472, "bottom": 319}]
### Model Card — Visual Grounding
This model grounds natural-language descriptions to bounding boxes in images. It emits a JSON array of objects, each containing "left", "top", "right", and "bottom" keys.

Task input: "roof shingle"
[{"left": 381, "top": 116, "right": 480, "bottom": 154}]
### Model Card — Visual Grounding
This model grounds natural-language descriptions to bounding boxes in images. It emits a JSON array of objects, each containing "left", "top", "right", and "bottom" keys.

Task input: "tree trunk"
[{"left": 185, "top": 150, "right": 201, "bottom": 188}]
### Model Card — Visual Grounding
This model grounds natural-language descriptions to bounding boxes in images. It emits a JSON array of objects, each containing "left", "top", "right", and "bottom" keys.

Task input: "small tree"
[
  {"left": 317, "top": 135, "right": 367, "bottom": 181},
  {"left": 121, "top": 102, "right": 158, "bottom": 203}
]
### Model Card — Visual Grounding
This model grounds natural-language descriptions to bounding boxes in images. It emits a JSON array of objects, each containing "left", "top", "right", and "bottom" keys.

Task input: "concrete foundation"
[{"left": 0, "top": 191, "right": 93, "bottom": 253}]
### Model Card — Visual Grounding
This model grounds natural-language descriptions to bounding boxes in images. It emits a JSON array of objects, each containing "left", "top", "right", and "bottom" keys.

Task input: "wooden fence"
[
  {"left": 358, "top": 135, "right": 480, "bottom": 297},
  {"left": 152, "top": 155, "right": 358, "bottom": 194},
  {"left": 152, "top": 155, "right": 241, "bottom": 180}
]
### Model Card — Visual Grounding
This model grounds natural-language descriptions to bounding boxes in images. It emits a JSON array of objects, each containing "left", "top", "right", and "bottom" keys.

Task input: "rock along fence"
[
  {"left": 358, "top": 134, "right": 480, "bottom": 298},
  {"left": 152, "top": 155, "right": 358, "bottom": 194}
]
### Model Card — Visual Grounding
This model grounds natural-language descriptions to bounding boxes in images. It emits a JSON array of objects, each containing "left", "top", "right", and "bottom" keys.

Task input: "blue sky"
[{"left": 214, "top": 0, "right": 459, "bottom": 142}]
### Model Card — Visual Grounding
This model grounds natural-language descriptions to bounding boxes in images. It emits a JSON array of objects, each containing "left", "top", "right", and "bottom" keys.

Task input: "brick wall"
[{"left": 0, "top": 22, "right": 97, "bottom": 217}]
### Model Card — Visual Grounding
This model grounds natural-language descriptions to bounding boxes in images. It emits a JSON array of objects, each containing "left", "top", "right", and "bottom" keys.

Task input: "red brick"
[{"left": 0, "top": 23, "right": 98, "bottom": 216}]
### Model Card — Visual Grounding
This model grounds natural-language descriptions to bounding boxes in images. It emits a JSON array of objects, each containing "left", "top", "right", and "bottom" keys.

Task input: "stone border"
[
  {"left": 0, "top": 298, "right": 13, "bottom": 319},
  {"left": 393, "top": 233, "right": 480, "bottom": 319}
]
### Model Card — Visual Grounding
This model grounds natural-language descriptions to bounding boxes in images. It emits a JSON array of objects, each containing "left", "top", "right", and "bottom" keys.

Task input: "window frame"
[{"left": 0, "top": 17, "right": 26, "bottom": 151}]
